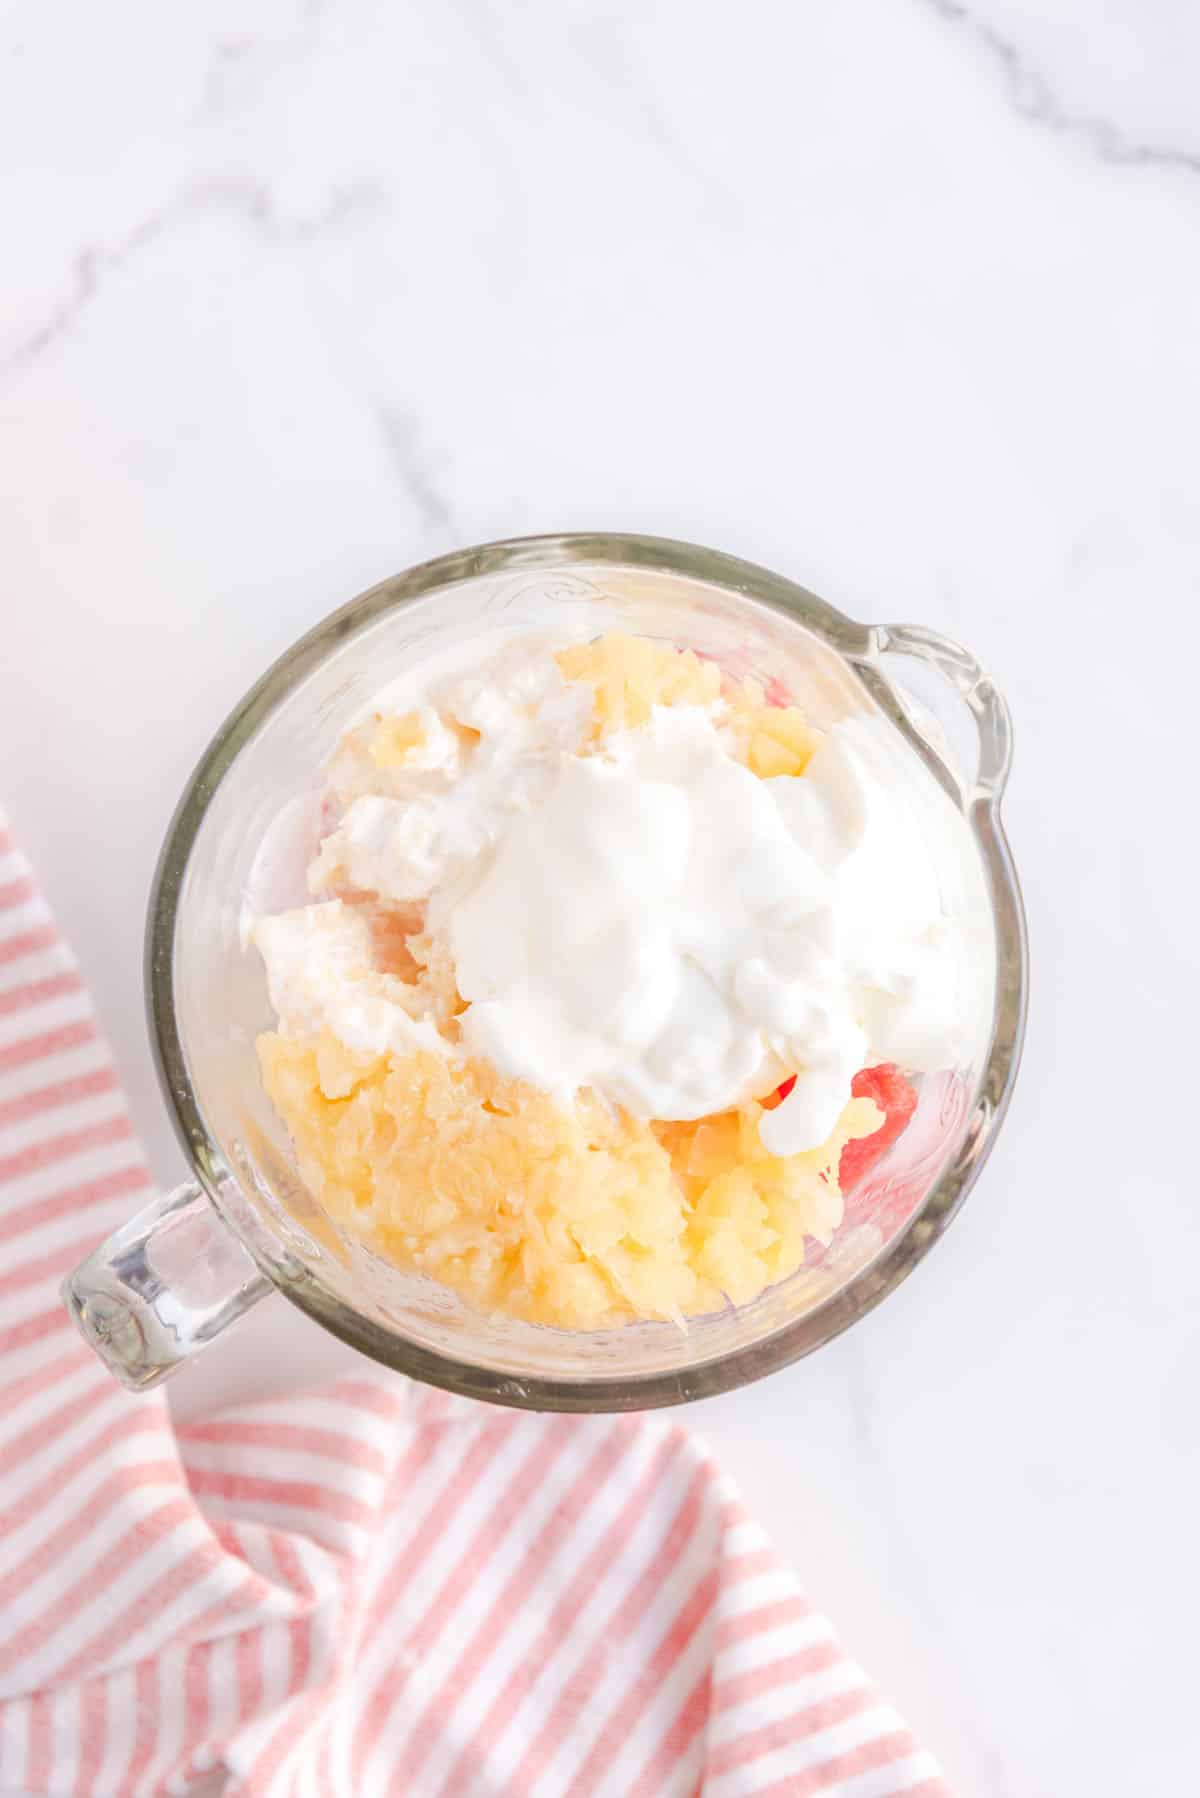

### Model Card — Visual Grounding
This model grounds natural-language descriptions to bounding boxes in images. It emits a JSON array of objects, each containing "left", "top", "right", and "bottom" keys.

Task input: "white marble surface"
[{"left": 2, "top": 2, "right": 1198, "bottom": 1792}]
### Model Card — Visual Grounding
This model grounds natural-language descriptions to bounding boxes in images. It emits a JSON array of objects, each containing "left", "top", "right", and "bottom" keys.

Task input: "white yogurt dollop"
[{"left": 443, "top": 705, "right": 977, "bottom": 1153}]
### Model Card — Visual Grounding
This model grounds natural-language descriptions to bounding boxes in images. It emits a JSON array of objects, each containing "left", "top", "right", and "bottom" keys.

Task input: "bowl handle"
[
  {"left": 61, "top": 1179, "right": 272, "bottom": 1390},
  {"left": 861, "top": 621, "right": 1014, "bottom": 805},
  {"left": 862, "top": 620, "right": 1027, "bottom": 1124}
]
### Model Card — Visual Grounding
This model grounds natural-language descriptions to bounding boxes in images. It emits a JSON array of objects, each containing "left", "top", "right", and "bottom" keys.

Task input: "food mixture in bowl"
[{"left": 252, "top": 633, "right": 978, "bottom": 1329}]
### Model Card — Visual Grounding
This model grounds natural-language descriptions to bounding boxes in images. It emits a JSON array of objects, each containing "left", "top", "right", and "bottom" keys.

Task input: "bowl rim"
[{"left": 146, "top": 531, "right": 1028, "bottom": 1411}]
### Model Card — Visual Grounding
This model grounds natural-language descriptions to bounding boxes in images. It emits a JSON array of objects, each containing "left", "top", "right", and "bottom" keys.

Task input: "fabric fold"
[{"left": 0, "top": 813, "right": 946, "bottom": 1797}]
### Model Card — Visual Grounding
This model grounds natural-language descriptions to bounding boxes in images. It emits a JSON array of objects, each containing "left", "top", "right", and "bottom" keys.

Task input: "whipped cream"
[
  {"left": 310, "top": 653, "right": 591, "bottom": 903},
  {"left": 254, "top": 644, "right": 983, "bottom": 1155},
  {"left": 253, "top": 902, "right": 446, "bottom": 1059}
]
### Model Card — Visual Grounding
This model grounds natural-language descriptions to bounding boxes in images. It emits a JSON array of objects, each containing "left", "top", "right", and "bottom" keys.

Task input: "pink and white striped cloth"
[{"left": 0, "top": 812, "right": 948, "bottom": 1797}]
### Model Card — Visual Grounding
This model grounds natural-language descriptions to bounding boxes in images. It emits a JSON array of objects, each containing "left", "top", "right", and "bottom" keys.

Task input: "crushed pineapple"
[
  {"left": 556, "top": 633, "right": 724, "bottom": 738},
  {"left": 737, "top": 706, "right": 822, "bottom": 779},
  {"left": 259, "top": 632, "right": 866, "bottom": 1329},
  {"left": 259, "top": 1030, "right": 881, "bottom": 1330},
  {"left": 369, "top": 711, "right": 427, "bottom": 768},
  {"left": 557, "top": 632, "right": 820, "bottom": 776}
]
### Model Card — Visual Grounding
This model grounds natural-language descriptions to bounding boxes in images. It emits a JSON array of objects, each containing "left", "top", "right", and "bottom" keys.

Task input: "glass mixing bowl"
[{"left": 63, "top": 534, "right": 1027, "bottom": 1409}]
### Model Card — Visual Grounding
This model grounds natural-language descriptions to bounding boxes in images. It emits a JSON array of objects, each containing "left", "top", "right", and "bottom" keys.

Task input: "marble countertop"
[{"left": 3, "top": 3, "right": 1198, "bottom": 1791}]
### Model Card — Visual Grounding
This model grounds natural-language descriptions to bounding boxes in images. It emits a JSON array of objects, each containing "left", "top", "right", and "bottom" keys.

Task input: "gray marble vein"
[
  {"left": 920, "top": 0, "right": 1200, "bottom": 175},
  {"left": 2, "top": 180, "right": 379, "bottom": 378},
  {"left": 376, "top": 408, "right": 460, "bottom": 543}
]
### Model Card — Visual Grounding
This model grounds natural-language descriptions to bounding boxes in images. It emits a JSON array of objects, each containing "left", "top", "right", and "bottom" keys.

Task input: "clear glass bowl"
[{"left": 63, "top": 534, "right": 1027, "bottom": 1409}]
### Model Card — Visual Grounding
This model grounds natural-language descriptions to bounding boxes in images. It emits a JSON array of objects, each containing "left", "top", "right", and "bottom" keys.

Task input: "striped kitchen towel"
[{"left": 0, "top": 811, "right": 948, "bottom": 1797}]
